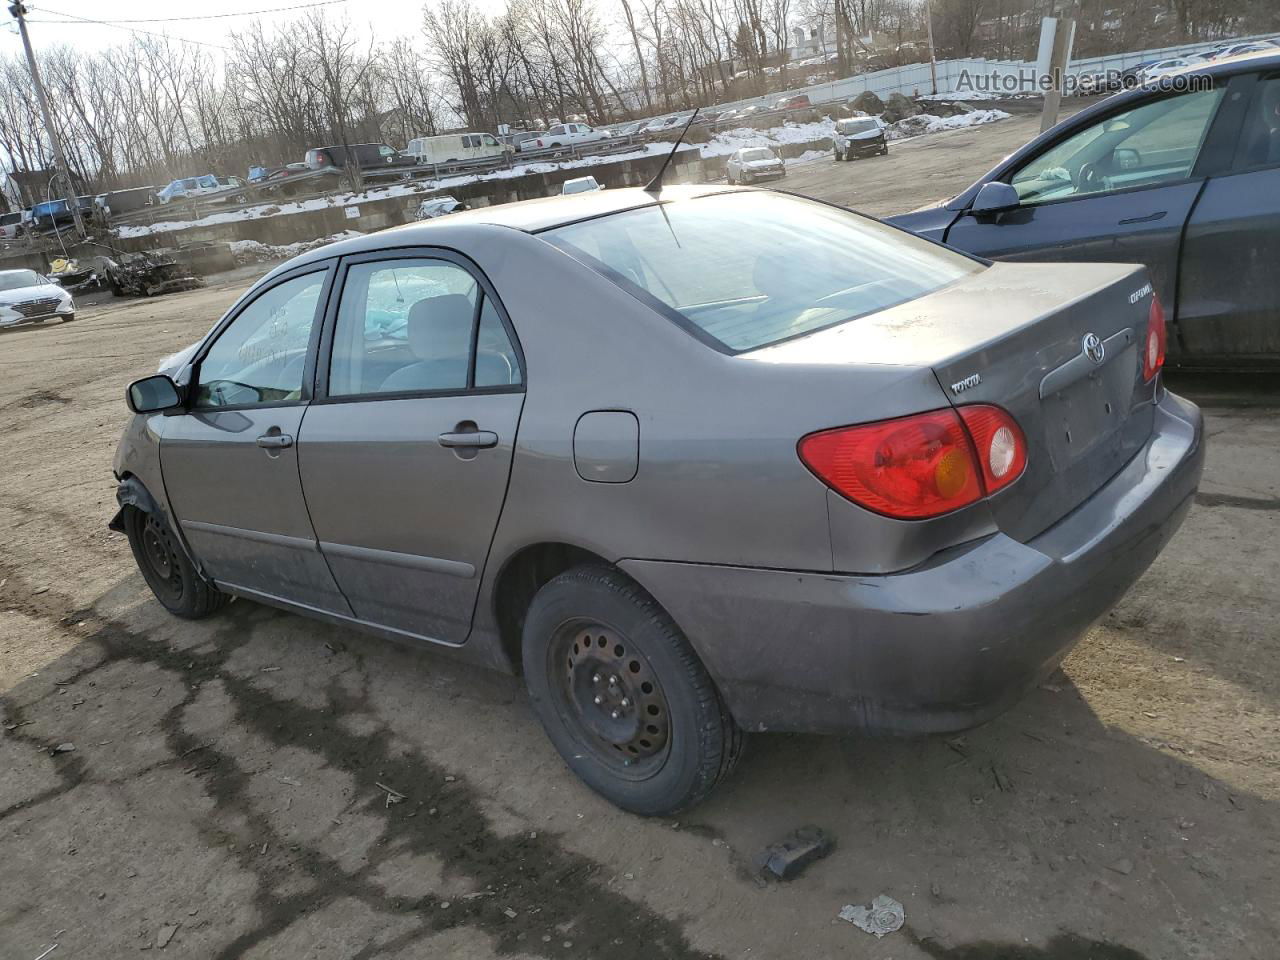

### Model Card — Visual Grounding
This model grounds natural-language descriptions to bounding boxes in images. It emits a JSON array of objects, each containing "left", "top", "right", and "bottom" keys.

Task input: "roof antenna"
[{"left": 643, "top": 108, "right": 700, "bottom": 194}]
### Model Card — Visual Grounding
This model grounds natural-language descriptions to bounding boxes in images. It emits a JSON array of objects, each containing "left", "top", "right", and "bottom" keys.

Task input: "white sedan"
[
  {"left": 726, "top": 146, "right": 786, "bottom": 185},
  {"left": 0, "top": 269, "right": 76, "bottom": 327}
]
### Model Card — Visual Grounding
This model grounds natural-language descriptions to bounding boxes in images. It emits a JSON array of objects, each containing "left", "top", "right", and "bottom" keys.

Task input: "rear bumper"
[{"left": 621, "top": 390, "right": 1204, "bottom": 735}]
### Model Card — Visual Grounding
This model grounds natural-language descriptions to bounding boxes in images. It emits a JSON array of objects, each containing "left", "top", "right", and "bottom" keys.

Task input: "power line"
[
  {"left": 23, "top": 12, "right": 233, "bottom": 49},
  {"left": 36, "top": 0, "right": 350, "bottom": 25}
]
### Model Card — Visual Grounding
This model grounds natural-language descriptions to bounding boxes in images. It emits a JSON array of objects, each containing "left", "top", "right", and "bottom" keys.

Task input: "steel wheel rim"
[
  {"left": 549, "top": 619, "right": 672, "bottom": 779},
  {"left": 141, "top": 514, "right": 184, "bottom": 603}
]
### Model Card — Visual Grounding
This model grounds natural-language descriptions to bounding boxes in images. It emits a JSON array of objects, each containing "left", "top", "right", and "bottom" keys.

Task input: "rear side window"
[
  {"left": 328, "top": 259, "right": 522, "bottom": 396},
  {"left": 544, "top": 191, "right": 981, "bottom": 352}
]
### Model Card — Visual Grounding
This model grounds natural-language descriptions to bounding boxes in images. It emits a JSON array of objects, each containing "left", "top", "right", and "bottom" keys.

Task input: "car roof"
[{"left": 271, "top": 185, "right": 736, "bottom": 276}]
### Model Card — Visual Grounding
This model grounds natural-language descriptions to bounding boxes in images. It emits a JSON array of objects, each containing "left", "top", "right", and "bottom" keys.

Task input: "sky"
[{"left": 2, "top": 0, "right": 505, "bottom": 55}]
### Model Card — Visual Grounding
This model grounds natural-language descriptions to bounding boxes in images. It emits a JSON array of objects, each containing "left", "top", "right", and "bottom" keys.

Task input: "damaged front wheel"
[{"left": 123, "top": 506, "right": 229, "bottom": 619}]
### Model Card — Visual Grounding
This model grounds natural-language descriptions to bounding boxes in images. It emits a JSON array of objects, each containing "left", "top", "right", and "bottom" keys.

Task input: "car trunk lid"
[{"left": 754, "top": 260, "right": 1158, "bottom": 542}]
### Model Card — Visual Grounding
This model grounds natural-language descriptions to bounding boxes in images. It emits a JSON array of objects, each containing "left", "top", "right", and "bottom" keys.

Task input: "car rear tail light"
[
  {"left": 1142, "top": 294, "right": 1166, "bottom": 382},
  {"left": 798, "top": 405, "right": 1026, "bottom": 520},
  {"left": 956, "top": 405, "right": 1027, "bottom": 496}
]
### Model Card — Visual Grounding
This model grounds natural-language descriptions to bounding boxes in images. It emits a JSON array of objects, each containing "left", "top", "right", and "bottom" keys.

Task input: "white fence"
[{"left": 700, "top": 32, "right": 1277, "bottom": 117}]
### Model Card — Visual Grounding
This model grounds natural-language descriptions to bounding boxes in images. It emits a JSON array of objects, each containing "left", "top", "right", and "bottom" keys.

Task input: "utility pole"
[
  {"left": 923, "top": 0, "right": 939, "bottom": 96},
  {"left": 9, "top": 0, "right": 86, "bottom": 238}
]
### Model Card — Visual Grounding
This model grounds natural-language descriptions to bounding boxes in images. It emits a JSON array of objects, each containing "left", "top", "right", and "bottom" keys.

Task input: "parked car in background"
[
  {"left": 0, "top": 210, "right": 31, "bottom": 240},
  {"left": 1208, "top": 39, "right": 1277, "bottom": 60},
  {"left": 405, "top": 132, "right": 510, "bottom": 165},
  {"left": 415, "top": 195, "right": 468, "bottom": 219},
  {"left": 833, "top": 117, "right": 888, "bottom": 160},
  {"left": 775, "top": 94, "right": 812, "bottom": 111},
  {"left": 305, "top": 143, "right": 399, "bottom": 171},
  {"left": 889, "top": 51, "right": 1280, "bottom": 368},
  {"left": 1140, "top": 57, "right": 1194, "bottom": 81},
  {"left": 504, "top": 130, "right": 547, "bottom": 151},
  {"left": 726, "top": 146, "right": 785, "bottom": 185},
  {"left": 643, "top": 115, "right": 685, "bottom": 134},
  {"left": 157, "top": 175, "right": 248, "bottom": 204},
  {"left": 612, "top": 121, "right": 645, "bottom": 137},
  {"left": 114, "top": 185, "right": 1202, "bottom": 814},
  {"left": 0, "top": 268, "right": 75, "bottom": 326},
  {"left": 1118, "top": 60, "right": 1159, "bottom": 88},
  {"left": 31, "top": 196, "right": 96, "bottom": 231},
  {"left": 520, "top": 123, "right": 612, "bottom": 152},
  {"left": 561, "top": 176, "right": 603, "bottom": 194},
  {"left": 95, "top": 187, "right": 157, "bottom": 218},
  {"left": 1073, "top": 71, "right": 1110, "bottom": 95}
]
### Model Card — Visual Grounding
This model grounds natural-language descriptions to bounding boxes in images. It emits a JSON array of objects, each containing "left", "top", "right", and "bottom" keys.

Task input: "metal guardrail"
[{"left": 107, "top": 135, "right": 651, "bottom": 232}]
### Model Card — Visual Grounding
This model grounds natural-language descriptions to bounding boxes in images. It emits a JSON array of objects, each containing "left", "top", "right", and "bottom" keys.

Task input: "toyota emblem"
[{"left": 1082, "top": 332, "right": 1105, "bottom": 364}]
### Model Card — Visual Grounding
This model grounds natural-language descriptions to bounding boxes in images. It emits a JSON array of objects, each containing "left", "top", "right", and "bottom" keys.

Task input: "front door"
[
  {"left": 298, "top": 253, "right": 525, "bottom": 643},
  {"left": 161, "top": 267, "right": 353, "bottom": 615},
  {"left": 1178, "top": 71, "right": 1280, "bottom": 361},
  {"left": 944, "top": 85, "right": 1227, "bottom": 319}
]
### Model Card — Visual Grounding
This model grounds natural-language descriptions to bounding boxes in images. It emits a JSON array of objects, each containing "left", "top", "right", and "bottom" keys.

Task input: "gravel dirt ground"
[{"left": 2, "top": 112, "right": 1278, "bottom": 960}]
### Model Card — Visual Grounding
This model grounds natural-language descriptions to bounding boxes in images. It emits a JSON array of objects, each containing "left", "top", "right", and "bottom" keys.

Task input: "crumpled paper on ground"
[{"left": 838, "top": 895, "right": 905, "bottom": 937}]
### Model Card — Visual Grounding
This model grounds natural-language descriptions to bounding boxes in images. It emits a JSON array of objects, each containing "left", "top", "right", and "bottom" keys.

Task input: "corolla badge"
[{"left": 1083, "top": 332, "right": 1106, "bottom": 364}]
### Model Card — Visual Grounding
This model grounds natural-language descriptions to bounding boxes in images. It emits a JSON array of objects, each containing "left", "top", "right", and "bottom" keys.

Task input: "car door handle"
[
  {"left": 1118, "top": 211, "right": 1167, "bottom": 225},
  {"left": 438, "top": 430, "right": 498, "bottom": 449},
  {"left": 256, "top": 433, "right": 294, "bottom": 449}
]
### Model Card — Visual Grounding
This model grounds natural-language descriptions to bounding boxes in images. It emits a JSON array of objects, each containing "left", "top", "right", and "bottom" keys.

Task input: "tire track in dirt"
[{"left": 0, "top": 565, "right": 721, "bottom": 959}]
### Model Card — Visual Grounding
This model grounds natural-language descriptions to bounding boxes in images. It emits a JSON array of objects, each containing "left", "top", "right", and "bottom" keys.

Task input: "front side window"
[
  {"left": 484, "top": 134, "right": 498, "bottom": 146},
  {"left": 545, "top": 191, "right": 982, "bottom": 353},
  {"left": 1010, "top": 86, "right": 1224, "bottom": 205},
  {"left": 194, "top": 272, "right": 325, "bottom": 408}
]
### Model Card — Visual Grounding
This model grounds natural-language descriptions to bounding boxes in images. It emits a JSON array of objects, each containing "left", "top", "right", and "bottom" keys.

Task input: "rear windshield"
[
  {"left": 543, "top": 192, "right": 982, "bottom": 352},
  {"left": 837, "top": 118, "right": 880, "bottom": 134}
]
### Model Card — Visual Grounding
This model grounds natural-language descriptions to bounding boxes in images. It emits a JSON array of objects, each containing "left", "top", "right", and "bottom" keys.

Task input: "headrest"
[{"left": 406, "top": 294, "right": 475, "bottom": 360}]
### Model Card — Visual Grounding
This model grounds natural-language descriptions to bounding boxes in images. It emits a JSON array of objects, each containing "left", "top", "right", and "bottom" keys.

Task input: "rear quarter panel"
[{"left": 447, "top": 224, "right": 962, "bottom": 633}]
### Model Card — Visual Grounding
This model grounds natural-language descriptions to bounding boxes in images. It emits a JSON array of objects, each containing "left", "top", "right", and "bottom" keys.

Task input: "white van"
[{"left": 404, "top": 133, "right": 510, "bottom": 165}]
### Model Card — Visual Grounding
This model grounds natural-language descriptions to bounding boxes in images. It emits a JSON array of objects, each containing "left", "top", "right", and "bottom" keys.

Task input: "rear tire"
[
  {"left": 522, "top": 565, "right": 743, "bottom": 816},
  {"left": 123, "top": 506, "right": 229, "bottom": 619}
]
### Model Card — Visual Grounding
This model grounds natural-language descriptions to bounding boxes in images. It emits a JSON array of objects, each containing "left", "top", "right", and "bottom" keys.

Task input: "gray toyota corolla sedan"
[{"left": 112, "top": 185, "right": 1204, "bottom": 814}]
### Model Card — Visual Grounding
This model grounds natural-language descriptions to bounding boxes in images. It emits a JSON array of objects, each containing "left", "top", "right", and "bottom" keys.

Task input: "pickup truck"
[{"left": 519, "top": 123, "right": 612, "bottom": 152}]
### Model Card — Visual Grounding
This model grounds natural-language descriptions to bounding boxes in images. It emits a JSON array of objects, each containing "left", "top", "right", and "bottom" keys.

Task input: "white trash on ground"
[{"left": 839, "top": 895, "right": 905, "bottom": 937}]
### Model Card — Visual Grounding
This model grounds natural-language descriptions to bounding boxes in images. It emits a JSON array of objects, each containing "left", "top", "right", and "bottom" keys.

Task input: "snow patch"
[
  {"left": 884, "top": 109, "right": 1010, "bottom": 139},
  {"left": 229, "top": 229, "right": 364, "bottom": 264}
]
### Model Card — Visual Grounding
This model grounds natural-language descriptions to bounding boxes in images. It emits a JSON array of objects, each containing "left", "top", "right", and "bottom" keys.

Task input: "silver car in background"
[
  {"left": 726, "top": 147, "right": 786, "bottom": 185},
  {"left": 112, "top": 186, "right": 1203, "bottom": 814},
  {"left": 0, "top": 269, "right": 76, "bottom": 327}
]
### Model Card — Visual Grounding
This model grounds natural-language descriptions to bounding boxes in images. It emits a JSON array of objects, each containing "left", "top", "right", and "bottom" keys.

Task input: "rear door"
[
  {"left": 298, "top": 251, "right": 525, "bottom": 644},
  {"left": 160, "top": 265, "right": 354, "bottom": 614},
  {"left": 1177, "top": 70, "right": 1280, "bottom": 362},
  {"left": 943, "top": 84, "right": 1229, "bottom": 318}
]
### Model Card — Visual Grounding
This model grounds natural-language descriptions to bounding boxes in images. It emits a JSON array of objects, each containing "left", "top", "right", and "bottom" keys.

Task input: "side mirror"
[
  {"left": 970, "top": 181, "right": 1020, "bottom": 216},
  {"left": 127, "top": 375, "right": 182, "bottom": 414}
]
